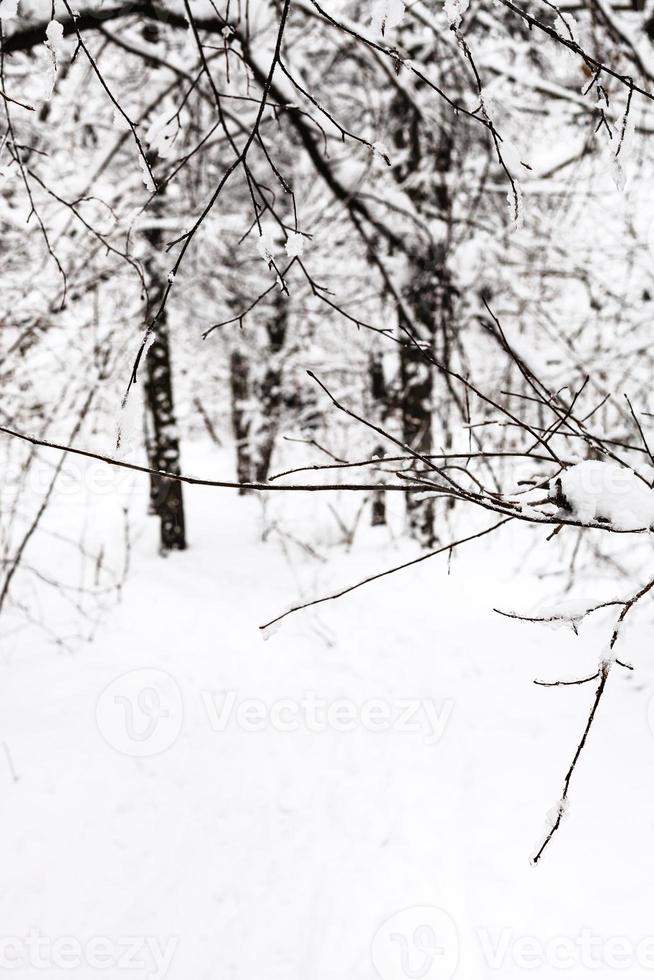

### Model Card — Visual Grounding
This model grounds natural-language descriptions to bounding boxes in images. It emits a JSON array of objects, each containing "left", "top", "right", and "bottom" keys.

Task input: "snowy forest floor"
[{"left": 3, "top": 442, "right": 654, "bottom": 979}]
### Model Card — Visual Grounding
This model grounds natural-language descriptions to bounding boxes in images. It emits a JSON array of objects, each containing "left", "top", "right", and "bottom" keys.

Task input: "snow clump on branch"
[
  {"left": 443, "top": 0, "right": 469, "bottom": 28},
  {"left": 550, "top": 460, "right": 654, "bottom": 531}
]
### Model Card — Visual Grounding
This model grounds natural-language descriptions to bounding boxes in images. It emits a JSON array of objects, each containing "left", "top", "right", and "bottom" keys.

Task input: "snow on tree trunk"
[
  {"left": 252, "top": 293, "right": 287, "bottom": 484},
  {"left": 399, "top": 295, "right": 435, "bottom": 546},
  {"left": 392, "top": 96, "right": 454, "bottom": 547},
  {"left": 143, "top": 216, "right": 187, "bottom": 551},
  {"left": 230, "top": 348, "right": 253, "bottom": 494},
  {"left": 230, "top": 294, "right": 288, "bottom": 488},
  {"left": 144, "top": 325, "right": 187, "bottom": 551},
  {"left": 369, "top": 350, "right": 388, "bottom": 527}
]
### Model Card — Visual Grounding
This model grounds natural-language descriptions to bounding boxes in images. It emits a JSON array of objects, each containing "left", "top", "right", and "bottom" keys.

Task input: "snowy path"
[{"left": 2, "top": 459, "right": 654, "bottom": 979}]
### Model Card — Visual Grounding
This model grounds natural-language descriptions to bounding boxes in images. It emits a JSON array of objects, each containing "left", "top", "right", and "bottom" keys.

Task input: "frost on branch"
[
  {"left": 370, "top": 0, "right": 405, "bottom": 35},
  {"left": 257, "top": 227, "right": 278, "bottom": 264},
  {"left": 371, "top": 141, "right": 391, "bottom": 166},
  {"left": 43, "top": 20, "right": 65, "bottom": 100},
  {"left": 139, "top": 155, "right": 155, "bottom": 193},
  {"left": 611, "top": 157, "right": 626, "bottom": 192},
  {"left": 284, "top": 232, "right": 304, "bottom": 258},
  {"left": 550, "top": 460, "right": 654, "bottom": 531},
  {"left": 530, "top": 799, "right": 569, "bottom": 864},
  {"left": 443, "top": 0, "right": 469, "bottom": 28}
]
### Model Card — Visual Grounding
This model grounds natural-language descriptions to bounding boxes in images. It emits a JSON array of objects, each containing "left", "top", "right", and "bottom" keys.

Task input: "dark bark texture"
[
  {"left": 143, "top": 223, "right": 187, "bottom": 551},
  {"left": 369, "top": 350, "right": 388, "bottom": 527},
  {"left": 230, "top": 347, "right": 253, "bottom": 494},
  {"left": 229, "top": 293, "right": 287, "bottom": 488},
  {"left": 393, "top": 94, "right": 455, "bottom": 547}
]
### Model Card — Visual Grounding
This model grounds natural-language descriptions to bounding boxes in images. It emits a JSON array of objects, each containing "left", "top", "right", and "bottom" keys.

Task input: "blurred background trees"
[{"left": 1, "top": 0, "right": 654, "bottom": 641}]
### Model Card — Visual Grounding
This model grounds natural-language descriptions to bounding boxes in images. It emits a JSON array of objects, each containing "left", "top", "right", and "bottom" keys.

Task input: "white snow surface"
[
  {"left": 554, "top": 459, "right": 654, "bottom": 530},
  {"left": 3, "top": 444, "right": 654, "bottom": 978}
]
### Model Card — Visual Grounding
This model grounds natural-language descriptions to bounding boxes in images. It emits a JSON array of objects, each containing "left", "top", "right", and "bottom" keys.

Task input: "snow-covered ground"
[{"left": 3, "top": 443, "right": 654, "bottom": 979}]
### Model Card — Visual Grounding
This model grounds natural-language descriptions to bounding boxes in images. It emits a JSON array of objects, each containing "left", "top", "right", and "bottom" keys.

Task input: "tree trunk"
[
  {"left": 253, "top": 293, "right": 287, "bottom": 483},
  {"left": 230, "top": 347, "right": 253, "bottom": 493},
  {"left": 143, "top": 223, "right": 187, "bottom": 551},
  {"left": 399, "top": 280, "right": 435, "bottom": 545},
  {"left": 392, "top": 97, "right": 454, "bottom": 547},
  {"left": 230, "top": 294, "right": 288, "bottom": 488},
  {"left": 369, "top": 350, "right": 388, "bottom": 527}
]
